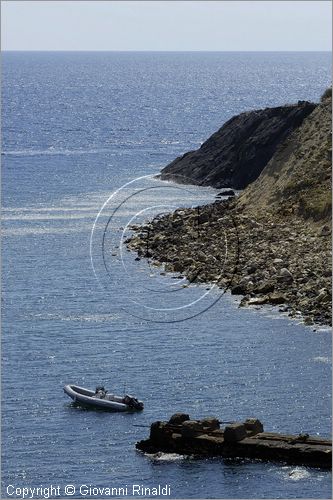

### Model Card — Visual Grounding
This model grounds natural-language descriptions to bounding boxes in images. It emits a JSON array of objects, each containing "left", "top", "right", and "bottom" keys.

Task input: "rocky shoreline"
[
  {"left": 127, "top": 89, "right": 331, "bottom": 327},
  {"left": 127, "top": 197, "right": 332, "bottom": 326}
]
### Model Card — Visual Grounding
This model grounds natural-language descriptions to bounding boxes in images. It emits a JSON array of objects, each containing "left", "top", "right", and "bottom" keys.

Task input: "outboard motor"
[{"left": 124, "top": 395, "right": 144, "bottom": 410}]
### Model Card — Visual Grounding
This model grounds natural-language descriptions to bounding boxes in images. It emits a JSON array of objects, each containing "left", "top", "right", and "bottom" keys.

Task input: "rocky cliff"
[{"left": 159, "top": 101, "right": 316, "bottom": 189}]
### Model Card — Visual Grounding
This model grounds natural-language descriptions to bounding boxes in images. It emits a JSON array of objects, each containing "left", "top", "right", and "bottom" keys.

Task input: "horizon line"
[{"left": 2, "top": 49, "right": 332, "bottom": 53}]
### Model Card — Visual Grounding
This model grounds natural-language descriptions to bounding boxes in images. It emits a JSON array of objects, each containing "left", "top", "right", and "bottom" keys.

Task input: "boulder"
[
  {"left": 244, "top": 418, "right": 264, "bottom": 435},
  {"left": 315, "top": 289, "right": 329, "bottom": 303},
  {"left": 150, "top": 421, "right": 168, "bottom": 442},
  {"left": 173, "top": 262, "right": 183, "bottom": 273},
  {"left": 181, "top": 420, "right": 203, "bottom": 438},
  {"left": 246, "top": 265, "right": 257, "bottom": 275},
  {"left": 239, "top": 295, "right": 250, "bottom": 307},
  {"left": 231, "top": 284, "right": 247, "bottom": 295},
  {"left": 253, "top": 282, "right": 275, "bottom": 294},
  {"left": 269, "top": 293, "right": 286, "bottom": 305},
  {"left": 239, "top": 276, "right": 253, "bottom": 286},
  {"left": 198, "top": 213, "right": 210, "bottom": 224},
  {"left": 224, "top": 423, "right": 247, "bottom": 443},
  {"left": 201, "top": 418, "right": 220, "bottom": 431},
  {"left": 277, "top": 268, "right": 294, "bottom": 284},
  {"left": 168, "top": 413, "right": 190, "bottom": 425},
  {"left": 319, "top": 225, "right": 331, "bottom": 236}
]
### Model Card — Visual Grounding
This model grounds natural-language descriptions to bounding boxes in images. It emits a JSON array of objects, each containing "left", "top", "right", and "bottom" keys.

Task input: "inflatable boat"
[{"left": 63, "top": 384, "right": 144, "bottom": 412}]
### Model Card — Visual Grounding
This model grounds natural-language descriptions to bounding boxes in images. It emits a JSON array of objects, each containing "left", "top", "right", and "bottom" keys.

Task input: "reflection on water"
[{"left": 2, "top": 51, "right": 331, "bottom": 498}]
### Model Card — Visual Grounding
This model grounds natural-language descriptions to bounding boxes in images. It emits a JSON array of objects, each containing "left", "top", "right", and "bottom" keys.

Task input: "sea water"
[{"left": 2, "top": 51, "right": 332, "bottom": 499}]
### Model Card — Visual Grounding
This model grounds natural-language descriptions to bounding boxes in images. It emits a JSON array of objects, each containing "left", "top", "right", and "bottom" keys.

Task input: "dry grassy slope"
[{"left": 237, "top": 92, "right": 332, "bottom": 222}]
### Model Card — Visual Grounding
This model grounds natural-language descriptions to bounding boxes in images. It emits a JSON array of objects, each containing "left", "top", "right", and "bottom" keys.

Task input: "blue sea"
[{"left": 2, "top": 52, "right": 332, "bottom": 499}]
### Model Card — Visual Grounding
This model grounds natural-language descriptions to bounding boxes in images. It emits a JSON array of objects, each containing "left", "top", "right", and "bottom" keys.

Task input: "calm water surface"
[{"left": 2, "top": 52, "right": 332, "bottom": 499}]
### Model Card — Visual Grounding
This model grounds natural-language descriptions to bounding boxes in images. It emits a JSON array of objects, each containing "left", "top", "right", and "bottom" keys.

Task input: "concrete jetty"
[{"left": 136, "top": 414, "right": 332, "bottom": 469}]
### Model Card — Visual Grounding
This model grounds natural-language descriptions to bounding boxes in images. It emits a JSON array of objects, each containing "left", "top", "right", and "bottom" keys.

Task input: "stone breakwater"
[
  {"left": 136, "top": 413, "right": 332, "bottom": 469},
  {"left": 126, "top": 199, "right": 332, "bottom": 326}
]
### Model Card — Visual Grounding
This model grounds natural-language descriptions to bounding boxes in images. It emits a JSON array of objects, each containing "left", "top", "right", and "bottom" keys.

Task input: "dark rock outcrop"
[
  {"left": 159, "top": 102, "right": 316, "bottom": 189},
  {"left": 216, "top": 189, "right": 235, "bottom": 198}
]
